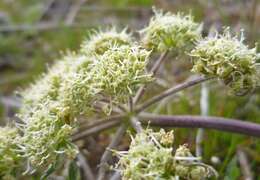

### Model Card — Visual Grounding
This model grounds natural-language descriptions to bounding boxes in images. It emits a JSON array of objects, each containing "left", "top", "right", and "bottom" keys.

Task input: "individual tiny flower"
[
  {"left": 81, "top": 28, "right": 133, "bottom": 55},
  {"left": 92, "top": 45, "right": 152, "bottom": 101},
  {"left": 141, "top": 7, "right": 202, "bottom": 52},
  {"left": 115, "top": 129, "right": 216, "bottom": 180},
  {"left": 190, "top": 29, "right": 259, "bottom": 95},
  {"left": 0, "top": 127, "right": 22, "bottom": 179},
  {"left": 21, "top": 106, "right": 78, "bottom": 172}
]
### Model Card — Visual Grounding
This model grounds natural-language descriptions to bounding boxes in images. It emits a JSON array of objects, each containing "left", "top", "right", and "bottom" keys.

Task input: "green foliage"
[
  {"left": 67, "top": 161, "right": 81, "bottom": 180},
  {"left": 141, "top": 8, "right": 202, "bottom": 52},
  {"left": 190, "top": 29, "right": 259, "bottom": 95},
  {"left": 224, "top": 156, "right": 240, "bottom": 180}
]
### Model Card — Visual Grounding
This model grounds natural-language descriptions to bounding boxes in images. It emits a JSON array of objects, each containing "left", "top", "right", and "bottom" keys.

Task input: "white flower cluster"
[
  {"left": 190, "top": 29, "right": 259, "bottom": 95},
  {"left": 115, "top": 129, "right": 217, "bottom": 180},
  {"left": 17, "top": 29, "right": 151, "bottom": 172},
  {"left": 141, "top": 8, "right": 202, "bottom": 52}
]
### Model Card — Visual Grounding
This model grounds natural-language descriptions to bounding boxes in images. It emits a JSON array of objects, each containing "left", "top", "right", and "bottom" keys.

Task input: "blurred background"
[{"left": 0, "top": 0, "right": 259, "bottom": 179}]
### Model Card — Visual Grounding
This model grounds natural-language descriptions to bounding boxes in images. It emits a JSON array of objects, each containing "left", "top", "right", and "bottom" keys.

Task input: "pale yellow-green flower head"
[
  {"left": 18, "top": 54, "right": 92, "bottom": 172},
  {"left": 21, "top": 106, "right": 77, "bottom": 172},
  {"left": 16, "top": 43, "right": 148, "bottom": 173},
  {"left": 81, "top": 28, "right": 133, "bottom": 55},
  {"left": 115, "top": 129, "right": 174, "bottom": 180},
  {"left": 92, "top": 44, "right": 152, "bottom": 101},
  {"left": 0, "top": 127, "right": 21, "bottom": 179},
  {"left": 190, "top": 29, "right": 259, "bottom": 95},
  {"left": 141, "top": 8, "right": 202, "bottom": 52},
  {"left": 19, "top": 53, "right": 78, "bottom": 121},
  {"left": 57, "top": 54, "right": 97, "bottom": 121},
  {"left": 173, "top": 145, "right": 214, "bottom": 179},
  {"left": 58, "top": 70, "right": 100, "bottom": 120},
  {"left": 115, "top": 129, "right": 216, "bottom": 180}
]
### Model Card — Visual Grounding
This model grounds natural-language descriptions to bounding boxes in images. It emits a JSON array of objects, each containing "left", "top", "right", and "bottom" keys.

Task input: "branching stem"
[
  {"left": 72, "top": 117, "right": 122, "bottom": 142},
  {"left": 135, "top": 76, "right": 212, "bottom": 113},
  {"left": 76, "top": 115, "right": 125, "bottom": 132},
  {"left": 133, "top": 51, "right": 168, "bottom": 104},
  {"left": 97, "top": 124, "right": 127, "bottom": 180},
  {"left": 139, "top": 113, "right": 260, "bottom": 137},
  {"left": 77, "top": 152, "right": 95, "bottom": 180},
  {"left": 130, "top": 117, "right": 143, "bottom": 133}
]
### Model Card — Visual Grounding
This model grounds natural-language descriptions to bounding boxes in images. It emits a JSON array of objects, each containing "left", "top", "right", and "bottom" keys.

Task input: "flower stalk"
[
  {"left": 135, "top": 76, "right": 212, "bottom": 113},
  {"left": 139, "top": 113, "right": 260, "bottom": 137}
]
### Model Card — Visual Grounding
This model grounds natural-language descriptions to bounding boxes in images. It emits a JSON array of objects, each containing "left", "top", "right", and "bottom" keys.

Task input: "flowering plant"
[{"left": 1, "top": 7, "right": 259, "bottom": 180}]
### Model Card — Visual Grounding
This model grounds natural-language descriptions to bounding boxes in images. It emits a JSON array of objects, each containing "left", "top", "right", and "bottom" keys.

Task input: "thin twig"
[
  {"left": 0, "top": 22, "right": 95, "bottom": 33},
  {"left": 150, "top": 51, "right": 169, "bottom": 74},
  {"left": 80, "top": 6, "right": 151, "bottom": 12},
  {"left": 133, "top": 51, "right": 168, "bottom": 104},
  {"left": 139, "top": 113, "right": 260, "bottom": 137},
  {"left": 97, "top": 124, "right": 127, "bottom": 180},
  {"left": 76, "top": 115, "right": 125, "bottom": 132},
  {"left": 196, "top": 130, "right": 204, "bottom": 158},
  {"left": 110, "top": 172, "right": 121, "bottom": 180},
  {"left": 196, "top": 82, "right": 209, "bottom": 157},
  {"left": 77, "top": 152, "right": 95, "bottom": 180},
  {"left": 65, "top": 0, "right": 87, "bottom": 25},
  {"left": 38, "top": 0, "right": 56, "bottom": 21},
  {"left": 237, "top": 148, "right": 253, "bottom": 180},
  {"left": 72, "top": 118, "right": 122, "bottom": 142},
  {"left": 128, "top": 97, "right": 133, "bottom": 112},
  {"left": 99, "top": 99, "right": 127, "bottom": 113},
  {"left": 93, "top": 101, "right": 124, "bottom": 114},
  {"left": 136, "top": 76, "right": 212, "bottom": 113},
  {"left": 130, "top": 117, "right": 143, "bottom": 133}
]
